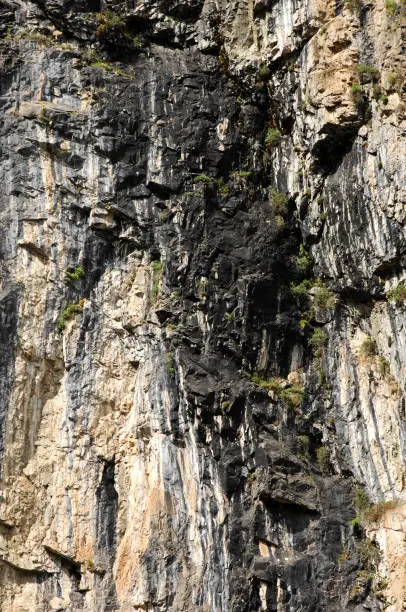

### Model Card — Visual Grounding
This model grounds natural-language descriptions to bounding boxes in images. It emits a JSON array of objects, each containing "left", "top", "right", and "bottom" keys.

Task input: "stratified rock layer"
[{"left": 0, "top": 0, "right": 405, "bottom": 610}]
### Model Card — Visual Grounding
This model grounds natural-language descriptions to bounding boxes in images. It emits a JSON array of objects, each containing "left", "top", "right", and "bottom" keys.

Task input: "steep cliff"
[{"left": 0, "top": 0, "right": 405, "bottom": 610}]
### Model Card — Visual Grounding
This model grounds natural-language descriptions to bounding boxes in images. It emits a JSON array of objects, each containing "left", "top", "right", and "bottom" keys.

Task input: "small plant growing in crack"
[
  {"left": 165, "top": 352, "right": 175, "bottom": 377},
  {"left": 225, "top": 311, "right": 235, "bottom": 324},
  {"left": 295, "top": 244, "right": 313, "bottom": 275},
  {"left": 351, "top": 83, "right": 363, "bottom": 104},
  {"left": 312, "top": 281, "right": 337, "bottom": 309},
  {"left": 57, "top": 299, "right": 86, "bottom": 333},
  {"left": 296, "top": 435, "right": 310, "bottom": 459},
  {"left": 151, "top": 261, "right": 162, "bottom": 298},
  {"left": 194, "top": 173, "right": 214, "bottom": 185},
  {"left": 265, "top": 127, "right": 282, "bottom": 147},
  {"left": 268, "top": 187, "right": 289, "bottom": 216},
  {"left": 65, "top": 266, "right": 85, "bottom": 281},
  {"left": 386, "top": 281, "right": 406, "bottom": 304},
  {"left": 316, "top": 446, "right": 330, "bottom": 475},
  {"left": 310, "top": 328, "right": 328, "bottom": 357},
  {"left": 360, "top": 336, "right": 377, "bottom": 358}
]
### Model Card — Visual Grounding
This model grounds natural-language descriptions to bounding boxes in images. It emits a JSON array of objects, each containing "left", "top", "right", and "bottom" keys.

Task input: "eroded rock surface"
[{"left": 0, "top": 0, "right": 405, "bottom": 610}]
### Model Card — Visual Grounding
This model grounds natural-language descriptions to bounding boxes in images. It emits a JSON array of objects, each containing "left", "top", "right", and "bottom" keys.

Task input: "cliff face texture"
[{"left": 0, "top": 0, "right": 405, "bottom": 610}]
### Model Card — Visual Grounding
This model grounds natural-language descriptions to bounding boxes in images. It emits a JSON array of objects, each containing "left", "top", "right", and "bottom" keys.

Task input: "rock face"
[{"left": 0, "top": 0, "right": 405, "bottom": 610}]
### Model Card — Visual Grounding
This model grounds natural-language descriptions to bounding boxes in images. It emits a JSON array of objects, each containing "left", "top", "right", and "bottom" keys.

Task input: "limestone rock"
[{"left": 0, "top": 0, "right": 404, "bottom": 610}]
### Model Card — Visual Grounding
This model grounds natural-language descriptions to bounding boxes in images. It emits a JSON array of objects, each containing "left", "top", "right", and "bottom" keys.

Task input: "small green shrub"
[
  {"left": 165, "top": 352, "right": 175, "bottom": 377},
  {"left": 359, "top": 567, "right": 376, "bottom": 577},
  {"left": 351, "top": 83, "right": 363, "bottom": 104},
  {"left": 217, "top": 178, "right": 230, "bottom": 196},
  {"left": 352, "top": 485, "right": 399, "bottom": 530},
  {"left": 354, "top": 485, "right": 370, "bottom": 514},
  {"left": 357, "top": 64, "right": 380, "bottom": 80},
  {"left": 131, "top": 35, "right": 142, "bottom": 49},
  {"left": 249, "top": 374, "right": 283, "bottom": 391},
  {"left": 18, "top": 31, "right": 53, "bottom": 46},
  {"left": 295, "top": 244, "right": 313, "bottom": 274},
  {"left": 82, "top": 49, "right": 102, "bottom": 65},
  {"left": 268, "top": 187, "right": 289, "bottom": 216},
  {"left": 83, "top": 558, "right": 95, "bottom": 572},
  {"left": 274, "top": 215, "right": 286, "bottom": 229},
  {"left": 313, "top": 282, "right": 337, "bottom": 309},
  {"left": 317, "top": 362, "right": 328, "bottom": 388},
  {"left": 296, "top": 435, "right": 310, "bottom": 458},
  {"left": 94, "top": 9, "right": 142, "bottom": 50},
  {"left": 387, "top": 72, "right": 397, "bottom": 88},
  {"left": 385, "top": 0, "right": 399, "bottom": 14},
  {"left": 39, "top": 104, "right": 52, "bottom": 126},
  {"left": 91, "top": 60, "right": 112, "bottom": 71},
  {"left": 113, "top": 67, "right": 133, "bottom": 78},
  {"left": 225, "top": 311, "right": 235, "bottom": 324},
  {"left": 194, "top": 173, "right": 213, "bottom": 184},
  {"left": 386, "top": 281, "right": 406, "bottom": 304},
  {"left": 265, "top": 128, "right": 282, "bottom": 146},
  {"left": 376, "top": 578, "right": 389, "bottom": 592},
  {"left": 165, "top": 323, "right": 178, "bottom": 332},
  {"left": 231, "top": 170, "right": 252, "bottom": 179},
  {"left": 360, "top": 336, "right": 377, "bottom": 357},
  {"left": 290, "top": 280, "right": 311, "bottom": 306},
  {"left": 358, "top": 538, "right": 381, "bottom": 569},
  {"left": 218, "top": 47, "right": 229, "bottom": 74},
  {"left": 280, "top": 386, "right": 304, "bottom": 410},
  {"left": 310, "top": 328, "right": 328, "bottom": 356},
  {"left": 57, "top": 299, "right": 86, "bottom": 333},
  {"left": 317, "top": 446, "right": 330, "bottom": 474},
  {"left": 65, "top": 266, "right": 85, "bottom": 281},
  {"left": 350, "top": 515, "right": 362, "bottom": 529},
  {"left": 249, "top": 374, "right": 303, "bottom": 410},
  {"left": 95, "top": 9, "right": 125, "bottom": 32},
  {"left": 151, "top": 261, "right": 162, "bottom": 298},
  {"left": 378, "top": 357, "right": 390, "bottom": 378},
  {"left": 259, "top": 64, "right": 270, "bottom": 79}
]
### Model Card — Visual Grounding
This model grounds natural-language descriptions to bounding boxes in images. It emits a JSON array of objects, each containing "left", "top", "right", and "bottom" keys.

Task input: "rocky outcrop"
[{"left": 0, "top": 0, "right": 405, "bottom": 610}]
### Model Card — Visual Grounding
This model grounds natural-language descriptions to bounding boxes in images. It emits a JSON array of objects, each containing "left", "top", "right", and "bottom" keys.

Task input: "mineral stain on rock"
[{"left": 0, "top": 0, "right": 405, "bottom": 610}]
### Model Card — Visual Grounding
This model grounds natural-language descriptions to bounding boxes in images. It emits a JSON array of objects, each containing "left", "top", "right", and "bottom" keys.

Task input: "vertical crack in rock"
[
  {"left": 0, "top": 287, "right": 18, "bottom": 477},
  {"left": 94, "top": 459, "right": 119, "bottom": 612}
]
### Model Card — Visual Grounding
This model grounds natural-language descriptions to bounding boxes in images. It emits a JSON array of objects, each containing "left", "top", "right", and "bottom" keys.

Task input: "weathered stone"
[{"left": 0, "top": 0, "right": 404, "bottom": 610}]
